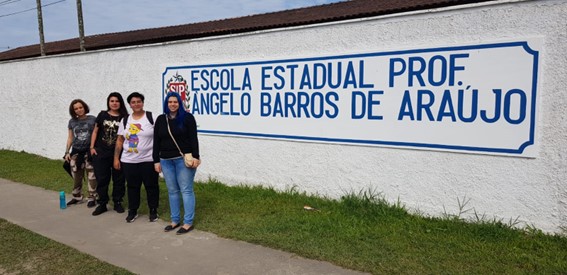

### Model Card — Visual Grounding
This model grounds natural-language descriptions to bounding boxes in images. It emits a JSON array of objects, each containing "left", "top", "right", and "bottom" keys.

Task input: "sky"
[{"left": 0, "top": 0, "right": 344, "bottom": 51}]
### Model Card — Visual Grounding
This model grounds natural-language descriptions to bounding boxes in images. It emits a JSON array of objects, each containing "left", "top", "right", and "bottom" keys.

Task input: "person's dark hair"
[
  {"left": 68, "top": 99, "right": 90, "bottom": 118},
  {"left": 163, "top": 92, "right": 187, "bottom": 129},
  {"left": 107, "top": 92, "right": 128, "bottom": 117},
  {"left": 127, "top": 92, "right": 144, "bottom": 103}
]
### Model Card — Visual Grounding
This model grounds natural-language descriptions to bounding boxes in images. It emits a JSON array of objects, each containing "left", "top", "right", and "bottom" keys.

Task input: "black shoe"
[
  {"left": 66, "top": 198, "right": 83, "bottom": 206},
  {"left": 164, "top": 223, "right": 181, "bottom": 232},
  {"left": 176, "top": 225, "right": 194, "bottom": 235},
  {"left": 126, "top": 210, "right": 138, "bottom": 223},
  {"left": 113, "top": 202, "right": 125, "bottom": 213},
  {"left": 92, "top": 204, "right": 107, "bottom": 216},
  {"left": 87, "top": 200, "right": 96, "bottom": 208},
  {"left": 149, "top": 208, "right": 158, "bottom": 222}
]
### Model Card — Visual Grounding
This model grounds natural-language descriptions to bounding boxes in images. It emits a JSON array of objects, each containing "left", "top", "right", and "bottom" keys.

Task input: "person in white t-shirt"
[{"left": 114, "top": 92, "right": 159, "bottom": 223}]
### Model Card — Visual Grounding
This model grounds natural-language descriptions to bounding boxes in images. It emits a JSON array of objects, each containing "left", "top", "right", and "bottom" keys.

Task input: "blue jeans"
[{"left": 160, "top": 157, "right": 196, "bottom": 225}]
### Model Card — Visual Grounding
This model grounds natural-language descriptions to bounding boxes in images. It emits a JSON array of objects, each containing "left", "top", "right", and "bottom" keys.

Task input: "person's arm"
[
  {"left": 90, "top": 124, "right": 99, "bottom": 156},
  {"left": 153, "top": 115, "right": 162, "bottom": 173},
  {"left": 114, "top": 117, "right": 125, "bottom": 170},
  {"left": 64, "top": 129, "right": 73, "bottom": 162},
  {"left": 185, "top": 114, "right": 200, "bottom": 168},
  {"left": 113, "top": 135, "right": 124, "bottom": 170}
]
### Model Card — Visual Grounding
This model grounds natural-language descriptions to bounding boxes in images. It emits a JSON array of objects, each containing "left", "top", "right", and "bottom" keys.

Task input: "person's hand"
[
  {"left": 190, "top": 159, "right": 201, "bottom": 169},
  {"left": 64, "top": 153, "right": 71, "bottom": 162},
  {"left": 113, "top": 158, "right": 121, "bottom": 170},
  {"left": 154, "top": 163, "right": 161, "bottom": 173},
  {"left": 90, "top": 148, "right": 97, "bottom": 156}
]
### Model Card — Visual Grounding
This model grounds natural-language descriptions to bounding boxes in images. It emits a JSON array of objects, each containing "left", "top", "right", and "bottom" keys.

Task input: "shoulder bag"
[{"left": 166, "top": 117, "right": 193, "bottom": 167}]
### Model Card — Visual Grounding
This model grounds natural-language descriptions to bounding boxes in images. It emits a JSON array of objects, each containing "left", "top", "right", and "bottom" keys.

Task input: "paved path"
[{"left": 0, "top": 178, "right": 366, "bottom": 275}]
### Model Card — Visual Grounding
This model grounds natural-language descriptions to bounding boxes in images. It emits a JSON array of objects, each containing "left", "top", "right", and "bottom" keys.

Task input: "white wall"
[{"left": 1, "top": 0, "right": 565, "bottom": 232}]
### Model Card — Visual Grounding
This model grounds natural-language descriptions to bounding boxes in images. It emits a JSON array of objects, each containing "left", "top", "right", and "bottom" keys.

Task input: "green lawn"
[
  {"left": 1, "top": 149, "right": 566, "bottom": 274},
  {"left": 0, "top": 218, "right": 132, "bottom": 275}
]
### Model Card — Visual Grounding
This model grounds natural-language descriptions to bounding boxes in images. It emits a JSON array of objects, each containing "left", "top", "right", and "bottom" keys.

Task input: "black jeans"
[
  {"left": 122, "top": 161, "right": 159, "bottom": 212},
  {"left": 93, "top": 152, "right": 125, "bottom": 205}
]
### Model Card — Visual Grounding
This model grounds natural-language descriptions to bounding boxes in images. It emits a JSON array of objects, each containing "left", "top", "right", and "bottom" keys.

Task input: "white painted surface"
[
  {"left": 1, "top": 0, "right": 565, "bottom": 232},
  {"left": 163, "top": 39, "right": 540, "bottom": 157}
]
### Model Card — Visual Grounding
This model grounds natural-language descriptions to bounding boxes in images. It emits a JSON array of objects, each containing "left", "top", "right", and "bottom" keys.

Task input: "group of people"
[{"left": 65, "top": 92, "right": 200, "bottom": 234}]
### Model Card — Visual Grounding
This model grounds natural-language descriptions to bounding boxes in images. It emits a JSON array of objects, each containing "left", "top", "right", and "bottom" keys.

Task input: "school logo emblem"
[{"left": 165, "top": 72, "right": 191, "bottom": 110}]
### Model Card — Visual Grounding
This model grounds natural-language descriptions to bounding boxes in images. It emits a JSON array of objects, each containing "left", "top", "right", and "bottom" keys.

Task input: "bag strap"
[
  {"left": 122, "top": 111, "right": 154, "bottom": 128},
  {"left": 122, "top": 114, "right": 129, "bottom": 129},
  {"left": 166, "top": 117, "right": 183, "bottom": 157},
  {"left": 146, "top": 111, "right": 154, "bottom": 125}
]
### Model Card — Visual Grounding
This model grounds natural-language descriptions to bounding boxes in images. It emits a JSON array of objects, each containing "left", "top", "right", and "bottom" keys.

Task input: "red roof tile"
[{"left": 0, "top": 0, "right": 495, "bottom": 62}]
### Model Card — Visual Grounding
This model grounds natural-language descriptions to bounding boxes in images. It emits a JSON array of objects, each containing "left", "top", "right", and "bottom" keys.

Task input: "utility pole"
[
  {"left": 36, "top": 0, "right": 46, "bottom": 56},
  {"left": 76, "top": 0, "right": 85, "bottom": 51}
]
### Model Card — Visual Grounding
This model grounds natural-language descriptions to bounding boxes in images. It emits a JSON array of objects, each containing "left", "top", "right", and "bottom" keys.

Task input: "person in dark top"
[
  {"left": 64, "top": 99, "right": 97, "bottom": 207},
  {"left": 153, "top": 92, "right": 200, "bottom": 234},
  {"left": 90, "top": 92, "right": 128, "bottom": 216}
]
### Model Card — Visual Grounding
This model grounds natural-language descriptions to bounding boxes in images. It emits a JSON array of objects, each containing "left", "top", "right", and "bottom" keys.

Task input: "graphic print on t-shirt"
[
  {"left": 125, "top": 123, "right": 142, "bottom": 153},
  {"left": 73, "top": 121, "right": 91, "bottom": 149},
  {"left": 102, "top": 119, "right": 120, "bottom": 146}
]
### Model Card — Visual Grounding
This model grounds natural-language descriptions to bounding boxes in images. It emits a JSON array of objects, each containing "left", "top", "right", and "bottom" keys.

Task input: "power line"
[
  {"left": 0, "top": 0, "right": 21, "bottom": 6},
  {"left": 0, "top": 0, "right": 22, "bottom": 7},
  {"left": 0, "top": 0, "right": 65, "bottom": 18}
]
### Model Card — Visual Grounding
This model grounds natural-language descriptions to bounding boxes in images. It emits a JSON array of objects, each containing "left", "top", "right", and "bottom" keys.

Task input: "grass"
[
  {"left": 1, "top": 149, "right": 567, "bottom": 274},
  {"left": 0, "top": 218, "right": 132, "bottom": 275}
]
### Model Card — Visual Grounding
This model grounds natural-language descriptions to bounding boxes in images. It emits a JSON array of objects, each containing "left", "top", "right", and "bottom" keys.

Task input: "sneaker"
[
  {"left": 92, "top": 204, "right": 107, "bottom": 216},
  {"left": 126, "top": 210, "right": 138, "bottom": 223},
  {"left": 66, "top": 198, "right": 83, "bottom": 206},
  {"left": 149, "top": 208, "right": 158, "bottom": 222},
  {"left": 87, "top": 200, "right": 96, "bottom": 208},
  {"left": 113, "top": 202, "right": 125, "bottom": 213}
]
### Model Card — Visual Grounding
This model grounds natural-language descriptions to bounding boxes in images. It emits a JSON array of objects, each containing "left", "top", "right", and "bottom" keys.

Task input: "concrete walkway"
[{"left": 0, "top": 178, "right": 366, "bottom": 275}]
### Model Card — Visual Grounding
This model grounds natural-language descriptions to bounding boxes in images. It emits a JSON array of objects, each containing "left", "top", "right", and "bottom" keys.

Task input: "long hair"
[
  {"left": 107, "top": 92, "right": 128, "bottom": 117},
  {"left": 68, "top": 99, "right": 90, "bottom": 118},
  {"left": 163, "top": 92, "right": 187, "bottom": 129}
]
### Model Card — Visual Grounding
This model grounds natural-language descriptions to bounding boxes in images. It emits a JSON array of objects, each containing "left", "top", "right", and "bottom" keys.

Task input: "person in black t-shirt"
[{"left": 90, "top": 92, "right": 129, "bottom": 216}]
